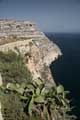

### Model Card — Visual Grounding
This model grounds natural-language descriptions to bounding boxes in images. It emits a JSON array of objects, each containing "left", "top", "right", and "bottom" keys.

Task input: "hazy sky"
[{"left": 0, "top": 0, "right": 80, "bottom": 32}]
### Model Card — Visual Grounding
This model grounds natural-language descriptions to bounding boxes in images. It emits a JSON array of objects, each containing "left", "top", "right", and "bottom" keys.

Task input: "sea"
[{"left": 45, "top": 33, "right": 80, "bottom": 119}]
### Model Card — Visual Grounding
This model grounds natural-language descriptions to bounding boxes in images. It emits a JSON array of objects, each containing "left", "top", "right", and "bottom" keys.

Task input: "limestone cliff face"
[{"left": 0, "top": 19, "right": 62, "bottom": 85}]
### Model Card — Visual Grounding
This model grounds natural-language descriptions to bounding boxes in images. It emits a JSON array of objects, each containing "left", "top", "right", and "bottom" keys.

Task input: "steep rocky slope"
[{"left": 0, "top": 19, "right": 62, "bottom": 85}]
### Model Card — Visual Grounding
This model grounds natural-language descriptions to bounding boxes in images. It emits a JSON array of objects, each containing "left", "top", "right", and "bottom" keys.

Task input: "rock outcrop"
[{"left": 0, "top": 19, "right": 62, "bottom": 85}]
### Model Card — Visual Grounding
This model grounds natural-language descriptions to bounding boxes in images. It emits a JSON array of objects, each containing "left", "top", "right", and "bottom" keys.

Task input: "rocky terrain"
[{"left": 0, "top": 19, "right": 62, "bottom": 86}]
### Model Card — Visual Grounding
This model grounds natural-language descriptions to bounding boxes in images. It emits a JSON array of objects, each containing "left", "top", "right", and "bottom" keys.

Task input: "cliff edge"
[{"left": 0, "top": 19, "right": 62, "bottom": 86}]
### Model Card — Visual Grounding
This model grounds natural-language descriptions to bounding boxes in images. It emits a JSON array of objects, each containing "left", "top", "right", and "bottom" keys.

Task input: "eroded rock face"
[
  {"left": 0, "top": 19, "right": 44, "bottom": 38},
  {"left": 0, "top": 19, "right": 62, "bottom": 85}
]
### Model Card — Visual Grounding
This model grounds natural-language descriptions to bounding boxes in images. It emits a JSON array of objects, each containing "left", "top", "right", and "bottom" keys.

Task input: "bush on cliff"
[{"left": 0, "top": 79, "right": 76, "bottom": 120}]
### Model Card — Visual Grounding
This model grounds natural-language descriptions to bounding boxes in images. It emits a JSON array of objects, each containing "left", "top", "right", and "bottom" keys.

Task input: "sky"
[{"left": 0, "top": 0, "right": 80, "bottom": 32}]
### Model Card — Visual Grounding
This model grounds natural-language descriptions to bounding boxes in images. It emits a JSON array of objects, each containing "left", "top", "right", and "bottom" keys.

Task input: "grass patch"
[{"left": 0, "top": 50, "right": 32, "bottom": 85}]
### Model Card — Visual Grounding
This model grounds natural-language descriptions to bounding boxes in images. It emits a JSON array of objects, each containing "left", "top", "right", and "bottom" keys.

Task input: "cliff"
[{"left": 0, "top": 19, "right": 62, "bottom": 86}]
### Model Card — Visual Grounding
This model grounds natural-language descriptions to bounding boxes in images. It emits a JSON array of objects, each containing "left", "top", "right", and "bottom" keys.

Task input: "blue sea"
[{"left": 45, "top": 33, "right": 80, "bottom": 119}]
